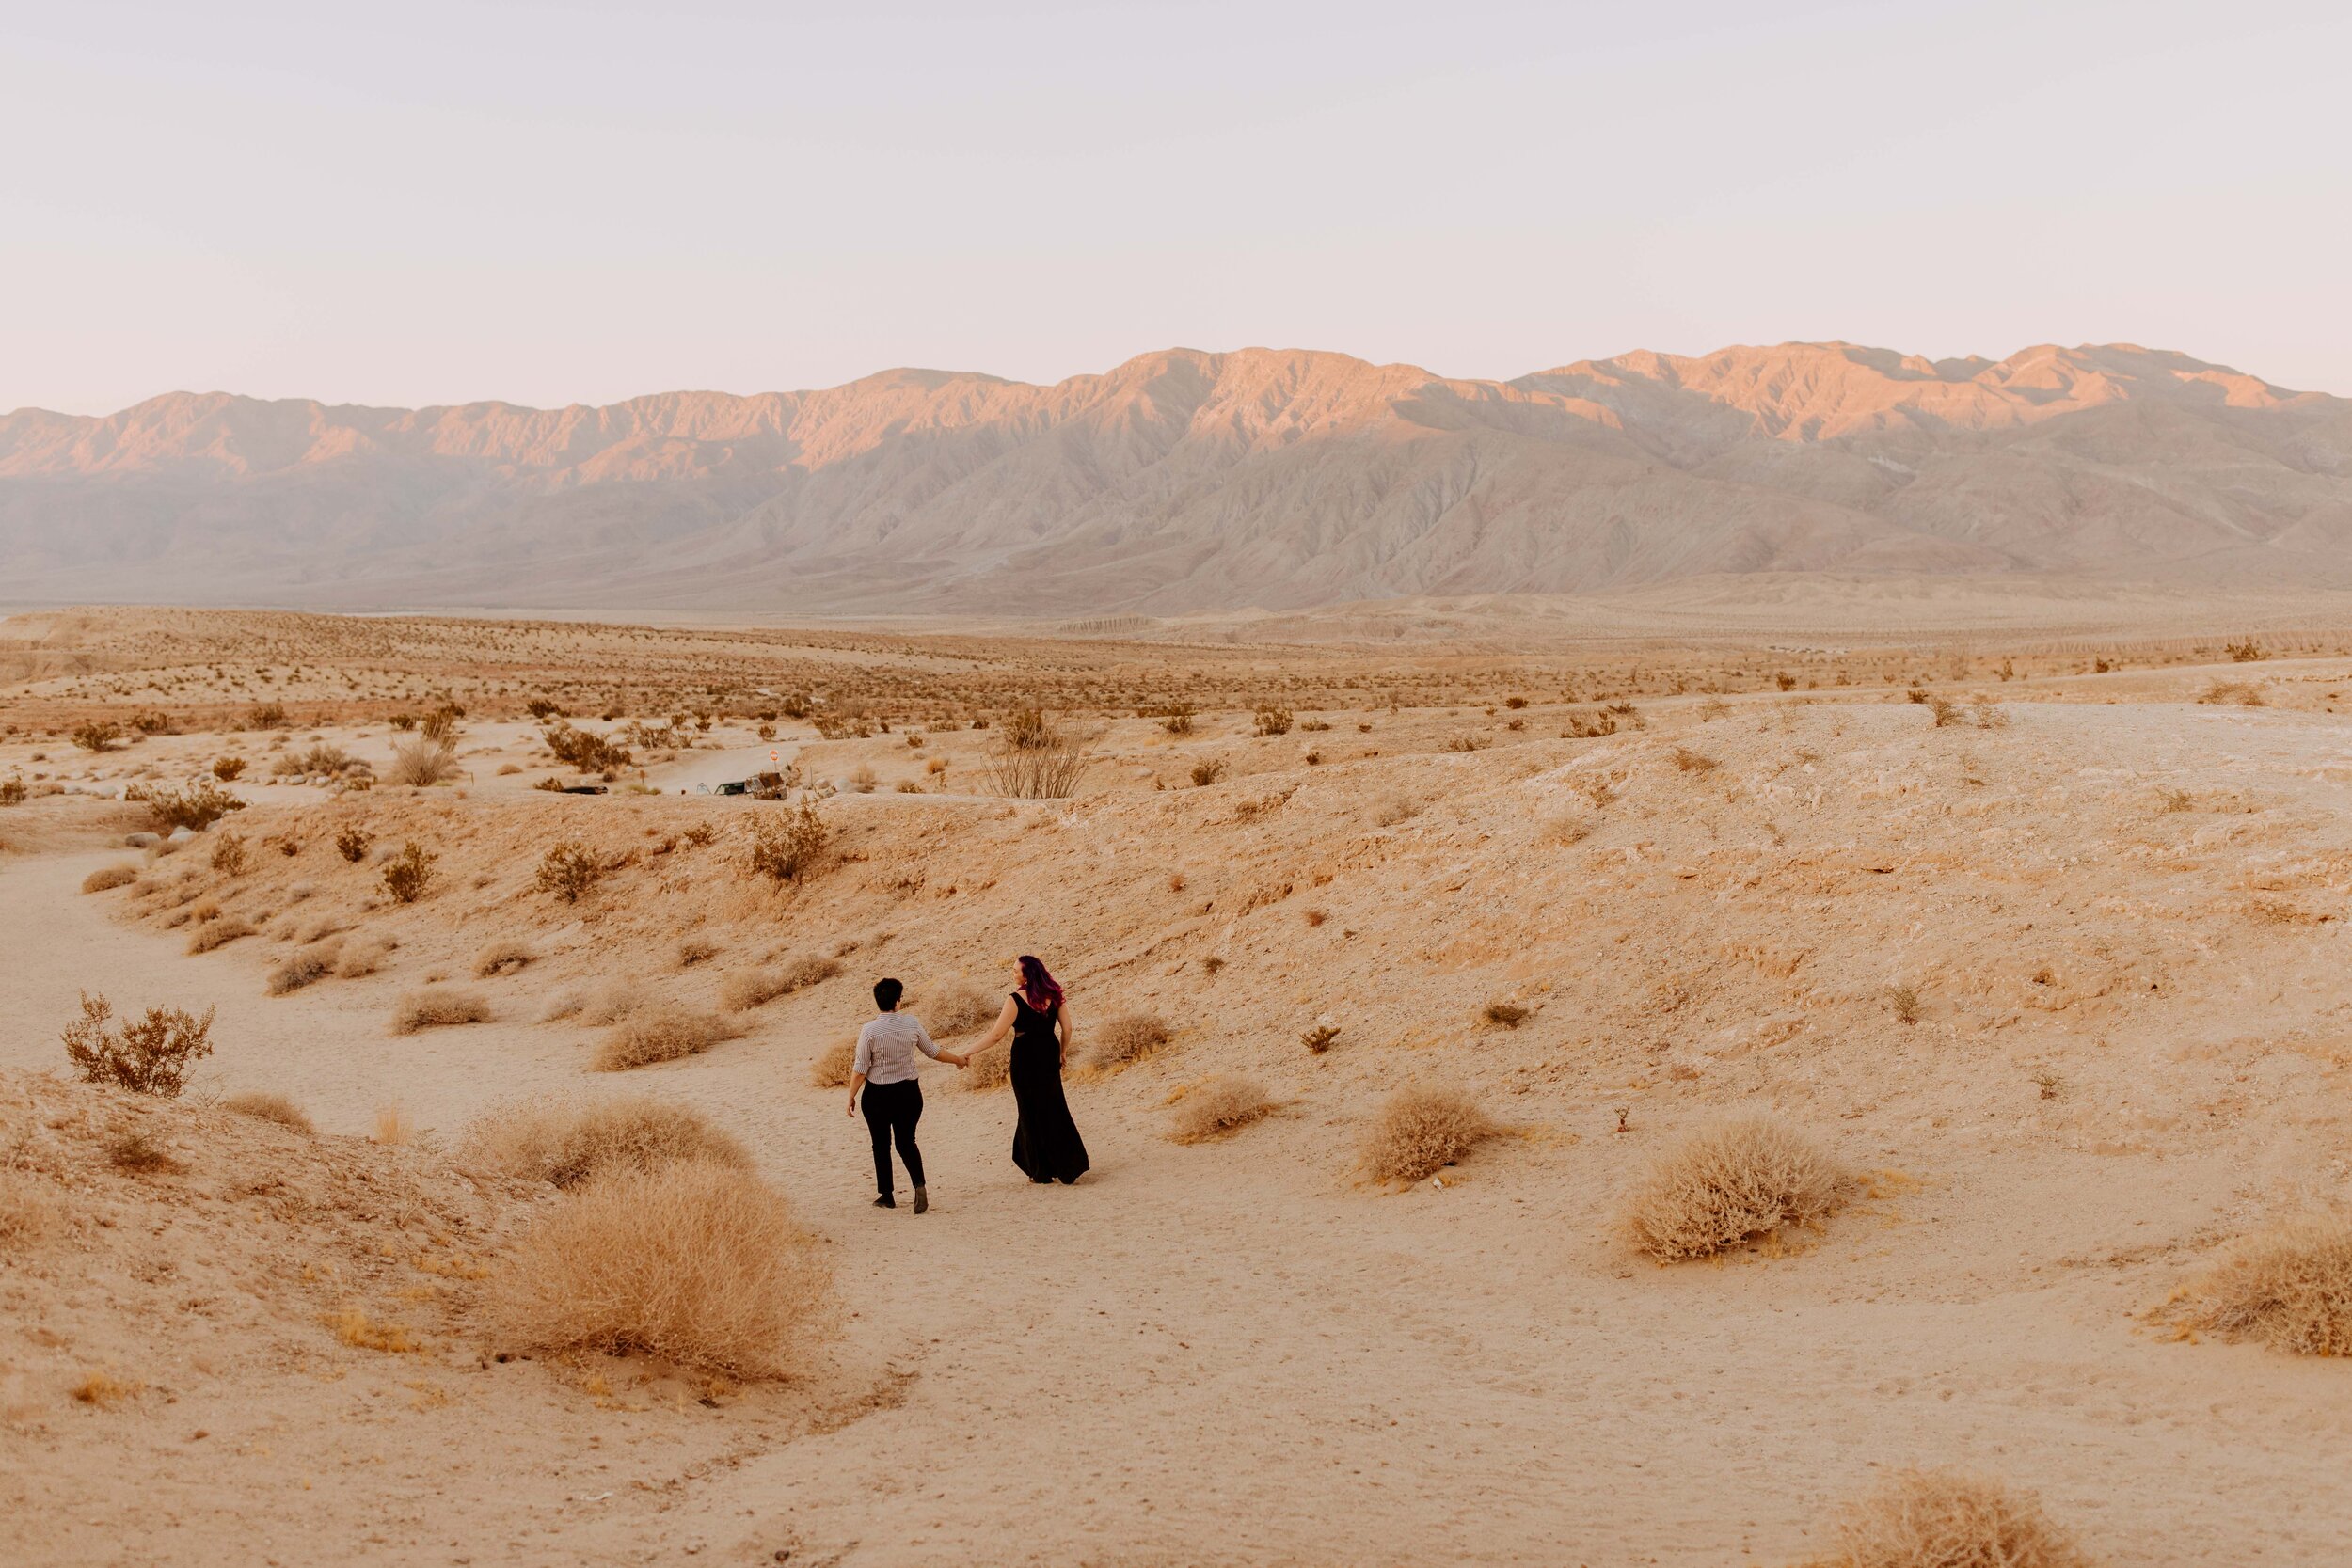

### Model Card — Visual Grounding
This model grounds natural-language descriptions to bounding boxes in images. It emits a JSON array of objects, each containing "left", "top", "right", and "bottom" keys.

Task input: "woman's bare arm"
[
  {"left": 965, "top": 997, "right": 1019, "bottom": 1058},
  {"left": 1057, "top": 1004, "right": 1074, "bottom": 1069}
]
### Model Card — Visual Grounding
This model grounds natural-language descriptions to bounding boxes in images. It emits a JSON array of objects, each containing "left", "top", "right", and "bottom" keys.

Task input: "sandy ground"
[{"left": 5, "top": 616, "right": 2352, "bottom": 1566}]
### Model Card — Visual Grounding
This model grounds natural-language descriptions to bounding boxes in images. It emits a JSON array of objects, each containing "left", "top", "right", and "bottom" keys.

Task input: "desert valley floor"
[{"left": 2, "top": 607, "right": 2350, "bottom": 1566}]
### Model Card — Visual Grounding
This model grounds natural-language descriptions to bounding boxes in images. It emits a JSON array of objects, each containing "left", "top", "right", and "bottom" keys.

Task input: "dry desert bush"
[
  {"left": 473, "top": 940, "right": 534, "bottom": 978},
  {"left": 390, "top": 987, "right": 491, "bottom": 1035},
  {"left": 675, "top": 935, "right": 721, "bottom": 969},
  {"left": 0, "top": 1170, "right": 65, "bottom": 1250},
  {"left": 807, "top": 1037, "right": 857, "bottom": 1088},
  {"left": 459, "top": 1096, "right": 751, "bottom": 1187},
  {"left": 335, "top": 938, "right": 391, "bottom": 978},
  {"left": 962, "top": 1041, "right": 1011, "bottom": 1090},
  {"left": 221, "top": 1092, "right": 314, "bottom": 1134},
  {"left": 1362, "top": 1083, "right": 1495, "bottom": 1182},
  {"left": 268, "top": 946, "right": 340, "bottom": 995},
  {"left": 924, "top": 984, "right": 1001, "bottom": 1037},
  {"left": 387, "top": 734, "right": 460, "bottom": 785},
  {"left": 533, "top": 841, "right": 602, "bottom": 902},
  {"left": 62, "top": 993, "right": 214, "bottom": 1097},
  {"left": 719, "top": 954, "right": 840, "bottom": 1012},
  {"left": 1090, "top": 1012, "right": 1172, "bottom": 1069},
  {"left": 1816, "top": 1467, "right": 2092, "bottom": 1568},
  {"left": 81, "top": 863, "right": 138, "bottom": 894},
  {"left": 745, "top": 801, "right": 827, "bottom": 882},
  {"left": 594, "top": 1009, "right": 740, "bottom": 1071},
  {"left": 126, "top": 779, "right": 246, "bottom": 832},
  {"left": 1619, "top": 1115, "right": 1851, "bottom": 1262},
  {"left": 2182, "top": 1212, "right": 2352, "bottom": 1355},
  {"left": 488, "top": 1160, "right": 830, "bottom": 1377},
  {"left": 1169, "top": 1076, "right": 1275, "bottom": 1143},
  {"left": 381, "top": 841, "right": 437, "bottom": 903},
  {"left": 186, "top": 916, "right": 253, "bottom": 955},
  {"left": 545, "top": 980, "right": 644, "bottom": 1025}
]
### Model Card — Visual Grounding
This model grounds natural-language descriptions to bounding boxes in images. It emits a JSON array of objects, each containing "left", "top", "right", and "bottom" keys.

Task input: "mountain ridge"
[{"left": 4, "top": 342, "right": 2346, "bottom": 614}]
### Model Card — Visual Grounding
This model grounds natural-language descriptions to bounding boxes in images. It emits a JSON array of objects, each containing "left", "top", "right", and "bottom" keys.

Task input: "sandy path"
[{"left": 7, "top": 836, "right": 2347, "bottom": 1567}]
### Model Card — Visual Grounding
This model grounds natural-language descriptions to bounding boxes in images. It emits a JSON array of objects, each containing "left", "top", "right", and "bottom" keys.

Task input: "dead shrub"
[
  {"left": 546, "top": 981, "right": 644, "bottom": 1025},
  {"left": 105, "top": 1130, "right": 185, "bottom": 1176},
  {"left": 923, "top": 984, "right": 1000, "bottom": 1037},
  {"left": 1820, "top": 1467, "right": 2092, "bottom": 1568},
  {"left": 719, "top": 955, "right": 839, "bottom": 1011},
  {"left": 1888, "top": 984, "right": 1922, "bottom": 1025},
  {"left": 386, "top": 735, "right": 460, "bottom": 786},
  {"left": 473, "top": 940, "right": 535, "bottom": 978},
  {"left": 268, "top": 946, "right": 340, "bottom": 995},
  {"left": 962, "top": 1042, "right": 1011, "bottom": 1090},
  {"left": 81, "top": 863, "right": 137, "bottom": 894},
  {"left": 1670, "top": 745, "right": 1719, "bottom": 775},
  {"left": 209, "top": 832, "right": 250, "bottom": 877},
  {"left": 222, "top": 1092, "right": 314, "bottom": 1134},
  {"left": 2199, "top": 679, "right": 2265, "bottom": 707},
  {"left": 534, "top": 841, "right": 603, "bottom": 903},
  {"left": 745, "top": 802, "right": 827, "bottom": 882},
  {"left": 1483, "top": 1000, "right": 1530, "bottom": 1028},
  {"left": 1619, "top": 1116, "right": 1852, "bottom": 1261},
  {"left": 490, "top": 1161, "right": 829, "bottom": 1376},
  {"left": 391, "top": 987, "right": 491, "bottom": 1035},
  {"left": 2183, "top": 1212, "right": 2352, "bottom": 1355},
  {"left": 675, "top": 935, "right": 721, "bottom": 969},
  {"left": 807, "top": 1037, "right": 857, "bottom": 1088},
  {"left": 594, "top": 1009, "right": 741, "bottom": 1071},
  {"left": 381, "top": 841, "right": 437, "bottom": 903},
  {"left": 1188, "top": 757, "right": 1227, "bottom": 787},
  {"left": 126, "top": 779, "right": 246, "bottom": 832},
  {"left": 988, "top": 709, "right": 1094, "bottom": 798},
  {"left": 335, "top": 939, "right": 392, "bottom": 978},
  {"left": 1372, "top": 795, "right": 1419, "bottom": 827},
  {"left": 62, "top": 993, "right": 214, "bottom": 1097},
  {"left": 1170, "top": 1076, "right": 1274, "bottom": 1143},
  {"left": 1361, "top": 1084, "right": 1495, "bottom": 1183},
  {"left": 1253, "top": 705, "right": 1293, "bottom": 736},
  {"left": 186, "top": 917, "right": 254, "bottom": 955},
  {"left": 460, "top": 1096, "right": 751, "bottom": 1187},
  {"left": 334, "top": 826, "right": 372, "bottom": 863},
  {"left": 1090, "top": 1013, "right": 1172, "bottom": 1069}
]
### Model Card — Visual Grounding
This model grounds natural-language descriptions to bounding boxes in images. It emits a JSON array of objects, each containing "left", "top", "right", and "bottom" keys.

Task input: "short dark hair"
[{"left": 873, "top": 977, "right": 903, "bottom": 1011}]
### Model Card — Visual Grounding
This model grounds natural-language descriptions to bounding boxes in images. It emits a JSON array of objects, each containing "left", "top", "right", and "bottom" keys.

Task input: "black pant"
[{"left": 861, "top": 1079, "right": 925, "bottom": 1196}]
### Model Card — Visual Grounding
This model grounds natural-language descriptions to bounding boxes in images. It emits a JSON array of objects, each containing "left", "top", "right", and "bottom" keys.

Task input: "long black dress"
[{"left": 1008, "top": 992, "right": 1089, "bottom": 1184}]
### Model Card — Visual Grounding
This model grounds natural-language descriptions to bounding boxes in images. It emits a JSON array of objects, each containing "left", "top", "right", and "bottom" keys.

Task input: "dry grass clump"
[
  {"left": 807, "top": 1037, "right": 857, "bottom": 1088},
  {"left": 460, "top": 1096, "right": 752, "bottom": 1188},
  {"left": 2182, "top": 1212, "right": 2352, "bottom": 1355},
  {"left": 544, "top": 980, "right": 644, "bottom": 1025},
  {"left": 488, "top": 1161, "right": 831, "bottom": 1376},
  {"left": 82, "top": 863, "right": 138, "bottom": 894},
  {"left": 105, "top": 1129, "right": 185, "bottom": 1176},
  {"left": 675, "top": 935, "right": 721, "bottom": 969},
  {"left": 1169, "top": 1076, "right": 1275, "bottom": 1143},
  {"left": 1619, "top": 1116, "right": 1851, "bottom": 1261},
  {"left": 70, "top": 1370, "right": 142, "bottom": 1405},
  {"left": 0, "top": 1170, "right": 65, "bottom": 1250},
  {"left": 594, "top": 1009, "right": 740, "bottom": 1071},
  {"left": 387, "top": 734, "right": 460, "bottom": 785},
  {"left": 473, "top": 940, "right": 534, "bottom": 977},
  {"left": 2198, "top": 678, "right": 2265, "bottom": 707},
  {"left": 719, "top": 955, "right": 840, "bottom": 1012},
  {"left": 390, "top": 987, "right": 492, "bottom": 1035},
  {"left": 268, "top": 946, "right": 340, "bottom": 995},
  {"left": 222, "top": 1092, "right": 314, "bottom": 1134},
  {"left": 925, "top": 984, "right": 1001, "bottom": 1037},
  {"left": 186, "top": 916, "right": 254, "bottom": 955},
  {"left": 1090, "top": 1013, "right": 1172, "bottom": 1069},
  {"left": 1361, "top": 1084, "right": 1495, "bottom": 1182},
  {"left": 1817, "top": 1467, "right": 2092, "bottom": 1568},
  {"left": 335, "top": 938, "right": 392, "bottom": 978}
]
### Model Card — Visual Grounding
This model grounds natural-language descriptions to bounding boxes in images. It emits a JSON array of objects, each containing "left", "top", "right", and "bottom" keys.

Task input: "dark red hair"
[{"left": 1017, "top": 955, "right": 1063, "bottom": 1012}]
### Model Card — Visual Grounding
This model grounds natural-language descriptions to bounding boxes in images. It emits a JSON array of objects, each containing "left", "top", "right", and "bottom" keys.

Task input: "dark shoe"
[
  {"left": 873, "top": 1194, "right": 895, "bottom": 1208},
  {"left": 912, "top": 1186, "right": 929, "bottom": 1214}
]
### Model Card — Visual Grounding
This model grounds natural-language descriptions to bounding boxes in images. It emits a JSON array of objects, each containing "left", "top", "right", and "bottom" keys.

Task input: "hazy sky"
[{"left": 5, "top": 0, "right": 2348, "bottom": 413}]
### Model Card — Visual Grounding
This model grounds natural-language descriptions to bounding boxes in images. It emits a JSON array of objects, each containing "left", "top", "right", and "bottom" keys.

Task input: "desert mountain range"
[{"left": 4, "top": 341, "right": 2349, "bottom": 615}]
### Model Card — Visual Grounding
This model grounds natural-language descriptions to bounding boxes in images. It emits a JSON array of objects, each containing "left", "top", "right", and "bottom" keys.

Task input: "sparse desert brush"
[
  {"left": 719, "top": 955, "right": 839, "bottom": 1011},
  {"left": 534, "top": 841, "right": 602, "bottom": 902},
  {"left": 1541, "top": 813, "right": 1593, "bottom": 846},
  {"left": 1300, "top": 1017, "right": 1341, "bottom": 1053},
  {"left": 373, "top": 1104, "right": 413, "bottom": 1145},
  {"left": 1361, "top": 1084, "right": 1495, "bottom": 1183},
  {"left": 459, "top": 1095, "right": 751, "bottom": 1187},
  {"left": 1818, "top": 1467, "right": 2092, "bottom": 1568},
  {"left": 1188, "top": 757, "right": 1227, "bottom": 787},
  {"left": 988, "top": 708, "right": 1094, "bottom": 798},
  {"left": 1888, "top": 984, "right": 1922, "bottom": 1025},
  {"left": 212, "top": 755, "right": 247, "bottom": 781},
  {"left": 105, "top": 1129, "right": 185, "bottom": 1176},
  {"left": 1090, "top": 1013, "right": 1172, "bottom": 1069},
  {"left": 186, "top": 916, "right": 254, "bottom": 955},
  {"left": 473, "top": 940, "right": 534, "bottom": 977},
  {"left": 381, "top": 841, "right": 437, "bottom": 903},
  {"left": 2199, "top": 679, "right": 2265, "bottom": 707},
  {"left": 222, "top": 1091, "right": 314, "bottom": 1134},
  {"left": 1253, "top": 705, "right": 1293, "bottom": 736},
  {"left": 0, "top": 1169, "right": 65, "bottom": 1249},
  {"left": 81, "top": 863, "right": 137, "bottom": 895},
  {"left": 1619, "top": 1116, "right": 1852, "bottom": 1262},
  {"left": 62, "top": 993, "right": 214, "bottom": 1097},
  {"left": 335, "top": 826, "right": 372, "bottom": 863},
  {"left": 1372, "top": 794, "right": 1419, "bottom": 827},
  {"left": 387, "top": 734, "right": 460, "bottom": 786},
  {"left": 675, "top": 935, "right": 721, "bottom": 969},
  {"left": 326, "top": 1306, "right": 421, "bottom": 1354},
  {"left": 268, "top": 945, "right": 340, "bottom": 994},
  {"left": 1670, "top": 745, "right": 1719, "bottom": 774},
  {"left": 962, "top": 1041, "right": 1011, "bottom": 1090},
  {"left": 335, "top": 938, "right": 392, "bottom": 978},
  {"left": 745, "top": 801, "right": 827, "bottom": 882},
  {"left": 70, "top": 1370, "right": 142, "bottom": 1406},
  {"left": 71, "top": 720, "right": 124, "bottom": 752},
  {"left": 489, "top": 1161, "right": 831, "bottom": 1377},
  {"left": 2181, "top": 1212, "right": 2352, "bottom": 1355},
  {"left": 925, "top": 984, "right": 1001, "bottom": 1037},
  {"left": 546, "top": 980, "right": 644, "bottom": 1025},
  {"left": 126, "top": 779, "right": 246, "bottom": 832},
  {"left": 594, "top": 1009, "right": 740, "bottom": 1071},
  {"left": 807, "top": 1037, "right": 857, "bottom": 1088},
  {"left": 209, "top": 832, "right": 249, "bottom": 877},
  {"left": 391, "top": 987, "right": 490, "bottom": 1035},
  {"left": 1483, "top": 1000, "right": 1530, "bottom": 1028},
  {"left": 681, "top": 821, "right": 717, "bottom": 848},
  {"left": 1169, "top": 1076, "right": 1274, "bottom": 1143}
]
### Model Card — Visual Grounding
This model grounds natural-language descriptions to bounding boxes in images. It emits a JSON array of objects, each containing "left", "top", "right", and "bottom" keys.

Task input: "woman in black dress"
[{"left": 966, "top": 954, "right": 1089, "bottom": 1184}]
